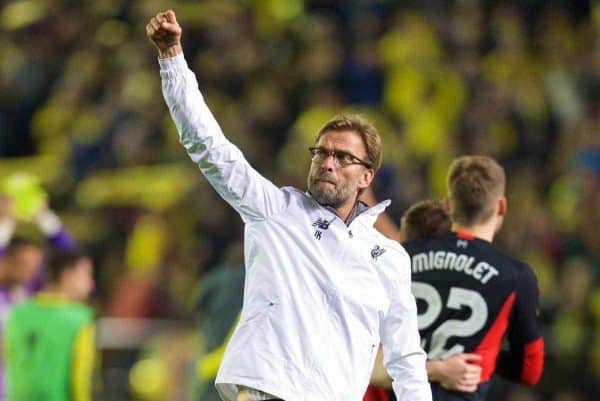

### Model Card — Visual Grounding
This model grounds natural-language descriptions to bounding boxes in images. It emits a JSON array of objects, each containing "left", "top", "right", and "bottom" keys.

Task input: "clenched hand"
[{"left": 146, "top": 10, "right": 182, "bottom": 58}]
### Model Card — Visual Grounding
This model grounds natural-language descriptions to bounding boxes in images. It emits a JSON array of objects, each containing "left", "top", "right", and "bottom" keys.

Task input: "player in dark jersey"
[
  {"left": 366, "top": 200, "right": 482, "bottom": 401},
  {"left": 405, "top": 156, "right": 544, "bottom": 400}
]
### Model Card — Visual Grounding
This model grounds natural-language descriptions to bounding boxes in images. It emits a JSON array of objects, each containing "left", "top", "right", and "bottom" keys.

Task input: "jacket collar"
[
  {"left": 306, "top": 190, "right": 391, "bottom": 227},
  {"left": 355, "top": 199, "right": 391, "bottom": 227}
]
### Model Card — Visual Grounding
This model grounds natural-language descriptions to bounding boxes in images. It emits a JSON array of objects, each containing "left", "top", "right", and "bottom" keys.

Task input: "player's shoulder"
[
  {"left": 504, "top": 254, "right": 538, "bottom": 283},
  {"left": 404, "top": 231, "right": 529, "bottom": 271},
  {"left": 476, "top": 244, "right": 539, "bottom": 290},
  {"left": 481, "top": 243, "right": 535, "bottom": 273},
  {"left": 505, "top": 253, "right": 533, "bottom": 271},
  {"left": 56, "top": 303, "right": 95, "bottom": 327}
]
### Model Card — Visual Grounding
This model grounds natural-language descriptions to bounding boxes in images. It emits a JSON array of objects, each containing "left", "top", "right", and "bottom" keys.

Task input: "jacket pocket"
[{"left": 239, "top": 300, "right": 278, "bottom": 326}]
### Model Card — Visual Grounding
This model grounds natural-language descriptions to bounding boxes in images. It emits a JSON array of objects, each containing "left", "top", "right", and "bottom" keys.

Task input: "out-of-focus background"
[{"left": 0, "top": 0, "right": 599, "bottom": 400}]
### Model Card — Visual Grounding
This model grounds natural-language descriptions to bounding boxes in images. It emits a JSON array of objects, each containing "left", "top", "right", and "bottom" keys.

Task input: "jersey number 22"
[{"left": 412, "top": 282, "right": 488, "bottom": 359}]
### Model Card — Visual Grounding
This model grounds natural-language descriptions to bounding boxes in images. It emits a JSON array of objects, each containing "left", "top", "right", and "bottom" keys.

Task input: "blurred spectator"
[
  {"left": 0, "top": 192, "right": 76, "bottom": 401},
  {"left": 193, "top": 241, "right": 244, "bottom": 401},
  {"left": 5, "top": 249, "right": 95, "bottom": 401}
]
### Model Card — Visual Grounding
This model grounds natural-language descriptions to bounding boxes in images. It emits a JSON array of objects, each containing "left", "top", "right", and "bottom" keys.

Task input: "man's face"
[
  {"left": 8, "top": 245, "right": 43, "bottom": 285},
  {"left": 62, "top": 258, "right": 95, "bottom": 302},
  {"left": 307, "top": 130, "right": 373, "bottom": 208}
]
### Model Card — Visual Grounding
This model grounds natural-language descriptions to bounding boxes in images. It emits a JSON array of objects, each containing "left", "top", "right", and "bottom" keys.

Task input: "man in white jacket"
[{"left": 147, "top": 10, "right": 431, "bottom": 401}]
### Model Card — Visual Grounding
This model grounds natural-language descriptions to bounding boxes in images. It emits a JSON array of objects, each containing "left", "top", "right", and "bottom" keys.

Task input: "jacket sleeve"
[
  {"left": 495, "top": 266, "right": 544, "bottom": 385},
  {"left": 159, "top": 54, "right": 286, "bottom": 223},
  {"left": 380, "top": 248, "right": 432, "bottom": 401}
]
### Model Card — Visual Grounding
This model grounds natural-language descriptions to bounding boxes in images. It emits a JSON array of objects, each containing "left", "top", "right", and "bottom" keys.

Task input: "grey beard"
[{"left": 308, "top": 180, "right": 351, "bottom": 207}]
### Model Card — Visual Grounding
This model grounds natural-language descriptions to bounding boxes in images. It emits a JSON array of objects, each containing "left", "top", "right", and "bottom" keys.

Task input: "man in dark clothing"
[{"left": 405, "top": 156, "right": 544, "bottom": 400}]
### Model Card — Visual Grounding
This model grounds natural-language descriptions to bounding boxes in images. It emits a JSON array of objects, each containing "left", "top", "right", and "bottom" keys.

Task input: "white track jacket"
[{"left": 159, "top": 54, "right": 431, "bottom": 401}]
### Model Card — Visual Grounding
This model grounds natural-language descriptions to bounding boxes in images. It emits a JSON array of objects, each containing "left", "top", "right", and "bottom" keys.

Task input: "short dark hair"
[
  {"left": 5, "top": 237, "right": 41, "bottom": 257},
  {"left": 402, "top": 200, "right": 451, "bottom": 242},
  {"left": 315, "top": 115, "right": 382, "bottom": 172},
  {"left": 45, "top": 249, "right": 89, "bottom": 282},
  {"left": 447, "top": 155, "right": 506, "bottom": 226}
]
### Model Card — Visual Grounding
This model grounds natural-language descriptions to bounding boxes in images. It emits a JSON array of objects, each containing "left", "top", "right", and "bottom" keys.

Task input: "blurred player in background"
[
  {"left": 404, "top": 156, "right": 544, "bottom": 401},
  {"left": 5, "top": 249, "right": 95, "bottom": 401},
  {"left": 0, "top": 191, "right": 76, "bottom": 401},
  {"left": 148, "top": 10, "right": 431, "bottom": 401}
]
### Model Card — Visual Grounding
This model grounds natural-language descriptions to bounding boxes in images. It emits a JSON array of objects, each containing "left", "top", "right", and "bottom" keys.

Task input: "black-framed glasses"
[{"left": 308, "top": 147, "right": 373, "bottom": 169}]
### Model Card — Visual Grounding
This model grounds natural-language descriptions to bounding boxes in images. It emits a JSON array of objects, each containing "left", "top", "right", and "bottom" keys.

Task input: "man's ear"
[
  {"left": 497, "top": 196, "right": 507, "bottom": 217},
  {"left": 358, "top": 169, "right": 375, "bottom": 190},
  {"left": 442, "top": 197, "right": 451, "bottom": 213}
]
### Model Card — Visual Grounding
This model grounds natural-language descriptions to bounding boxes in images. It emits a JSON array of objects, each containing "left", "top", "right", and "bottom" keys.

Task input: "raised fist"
[{"left": 146, "top": 10, "right": 182, "bottom": 58}]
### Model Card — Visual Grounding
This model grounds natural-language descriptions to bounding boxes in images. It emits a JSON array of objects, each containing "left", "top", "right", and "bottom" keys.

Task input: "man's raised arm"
[{"left": 147, "top": 11, "right": 286, "bottom": 222}]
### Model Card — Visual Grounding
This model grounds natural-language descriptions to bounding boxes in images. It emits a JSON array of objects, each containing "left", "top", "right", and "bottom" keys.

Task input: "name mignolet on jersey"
[{"left": 411, "top": 251, "right": 499, "bottom": 284}]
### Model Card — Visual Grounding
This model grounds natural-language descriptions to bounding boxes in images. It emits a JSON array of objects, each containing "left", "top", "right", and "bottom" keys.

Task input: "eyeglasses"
[{"left": 308, "top": 147, "right": 372, "bottom": 169}]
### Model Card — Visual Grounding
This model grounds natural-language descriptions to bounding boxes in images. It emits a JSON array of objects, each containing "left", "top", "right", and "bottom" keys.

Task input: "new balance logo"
[
  {"left": 371, "top": 245, "right": 386, "bottom": 261},
  {"left": 457, "top": 240, "right": 468, "bottom": 249},
  {"left": 312, "top": 218, "right": 331, "bottom": 230},
  {"left": 312, "top": 217, "right": 332, "bottom": 241}
]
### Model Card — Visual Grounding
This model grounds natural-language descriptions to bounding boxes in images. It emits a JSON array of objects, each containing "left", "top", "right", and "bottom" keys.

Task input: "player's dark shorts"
[
  {"left": 384, "top": 382, "right": 491, "bottom": 401},
  {"left": 429, "top": 382, "right": 491, "bottom": 401}
]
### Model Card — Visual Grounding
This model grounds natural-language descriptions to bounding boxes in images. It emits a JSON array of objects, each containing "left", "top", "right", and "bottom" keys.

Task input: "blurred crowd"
[{"left": 0, "top": 0, "right": 599, "bottom": 400}]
